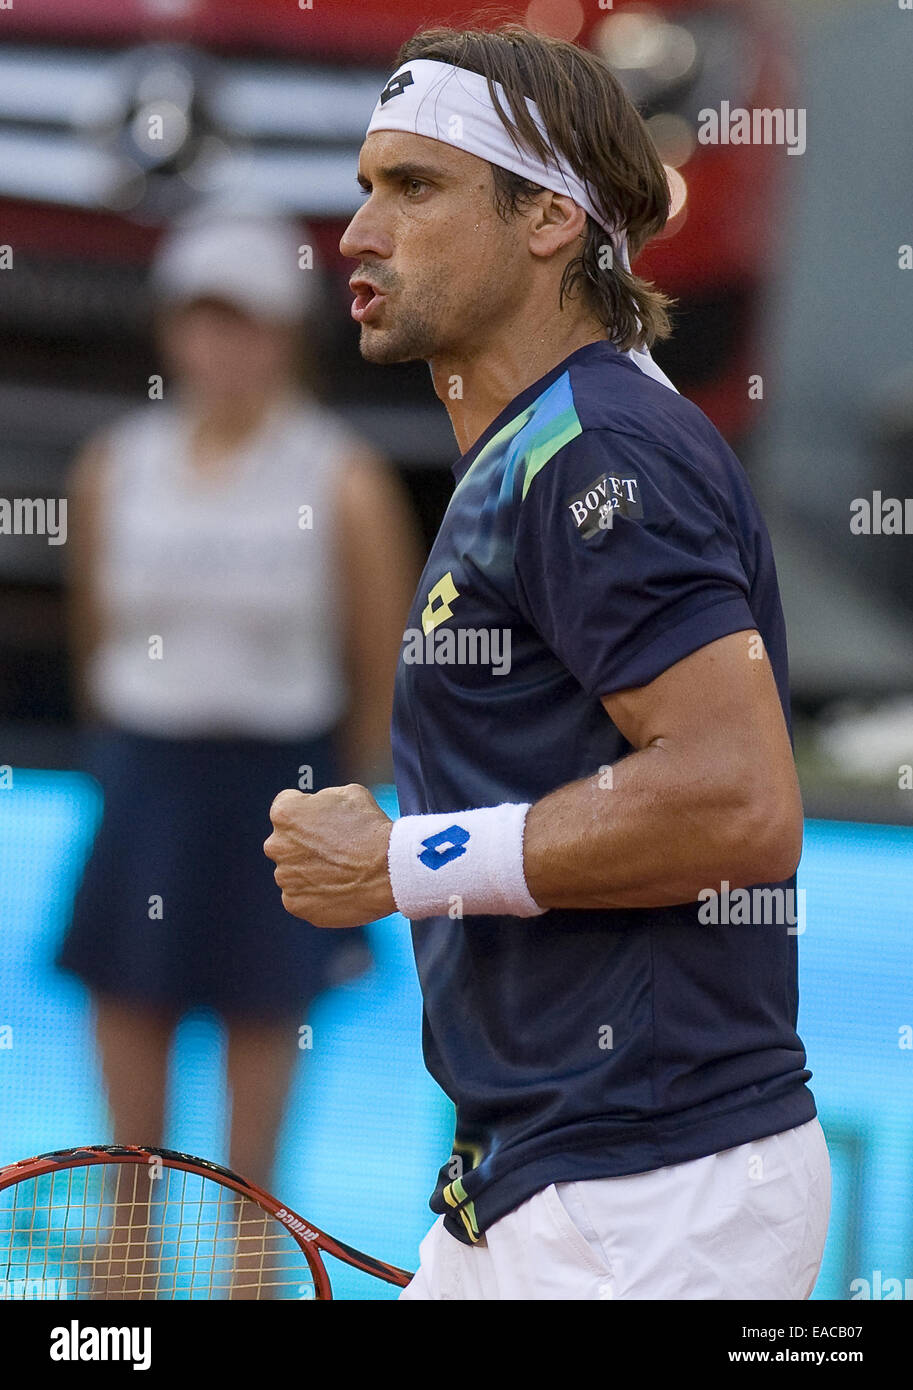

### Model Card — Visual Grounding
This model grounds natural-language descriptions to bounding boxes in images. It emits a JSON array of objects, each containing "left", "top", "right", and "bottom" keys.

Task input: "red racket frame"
[{"left": 0, "top": 1144, "right": 412, "bottom": 1300}]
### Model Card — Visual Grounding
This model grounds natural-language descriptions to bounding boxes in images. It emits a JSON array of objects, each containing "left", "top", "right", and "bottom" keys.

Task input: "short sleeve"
[{"left": 513, "top": 428, "right": 758, "bottom": 697}]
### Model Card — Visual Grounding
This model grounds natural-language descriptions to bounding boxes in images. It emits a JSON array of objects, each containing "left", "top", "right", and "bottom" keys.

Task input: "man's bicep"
[
  {"left": 599, "top": 630, "right": 804, "bottom": 878},
  {"left": 600, "top": 630, "right": 790, "bottom": 763}
]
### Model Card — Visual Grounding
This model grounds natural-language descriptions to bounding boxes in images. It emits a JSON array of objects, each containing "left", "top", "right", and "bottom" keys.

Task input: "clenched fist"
[{"left": 264, "top": 784, "right": 397, "bottom": 927}]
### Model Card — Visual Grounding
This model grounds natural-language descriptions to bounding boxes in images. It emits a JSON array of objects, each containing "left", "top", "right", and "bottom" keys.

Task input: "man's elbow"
[
  {"left": 726, "top": 787, "right": 805, "bottom": 886},
  {"left": 758, "top": 816, "right": 804, "bottom": 884}
]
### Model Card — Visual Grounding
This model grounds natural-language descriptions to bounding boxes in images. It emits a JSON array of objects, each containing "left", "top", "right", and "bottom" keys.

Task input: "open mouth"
[{"left": 350, "top": 286, "right": 387, "bottom": 323}]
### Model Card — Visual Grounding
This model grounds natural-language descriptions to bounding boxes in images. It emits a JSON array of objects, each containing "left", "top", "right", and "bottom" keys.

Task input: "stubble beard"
[
  {"left": 357, "top": 262, "right": 512, "bottom": 368},
  {"left": 357, "top": 276, "right": 469, "bottom": 366},
  {"left": 357, "top": 307, "right": 438, "bottom": 365}
]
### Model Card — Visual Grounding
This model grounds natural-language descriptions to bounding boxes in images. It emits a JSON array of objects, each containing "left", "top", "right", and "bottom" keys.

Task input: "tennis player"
[{"left": 265, "top": 24, "right": 831, "bottom": 1300}]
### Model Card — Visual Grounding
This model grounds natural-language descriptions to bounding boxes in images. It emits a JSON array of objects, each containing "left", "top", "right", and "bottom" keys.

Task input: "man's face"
[{"left": 340, "top": 130, "right": 527, "bottom": 365}]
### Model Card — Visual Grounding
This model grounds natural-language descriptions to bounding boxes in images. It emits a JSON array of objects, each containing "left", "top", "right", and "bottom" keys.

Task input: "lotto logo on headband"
[
  {"left": 418, "top": 825, "right": 470, "bottom": 870},
  {"left": 380, "top": 70, "right": 414, "bottom": 105}
]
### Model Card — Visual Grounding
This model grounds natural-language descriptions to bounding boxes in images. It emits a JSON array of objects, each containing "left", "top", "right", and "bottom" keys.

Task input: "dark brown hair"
[{"left": 396, "top": 22, "right": 674, "bottom": 352}]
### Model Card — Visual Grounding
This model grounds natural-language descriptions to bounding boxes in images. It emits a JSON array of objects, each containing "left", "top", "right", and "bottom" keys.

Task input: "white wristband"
[{"left": 386, "top": 802, "right": 546, "bottom": 921}]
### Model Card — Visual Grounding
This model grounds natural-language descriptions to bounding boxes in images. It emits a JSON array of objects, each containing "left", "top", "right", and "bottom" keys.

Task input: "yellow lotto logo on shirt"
[{"left": 421, "top": 571, "right": 459, "bottom": 635}]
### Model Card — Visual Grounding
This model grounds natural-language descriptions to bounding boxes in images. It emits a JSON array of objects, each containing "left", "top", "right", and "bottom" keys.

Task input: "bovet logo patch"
[{"left": 566, "top": 472, "right": 643, "bottom": 538}]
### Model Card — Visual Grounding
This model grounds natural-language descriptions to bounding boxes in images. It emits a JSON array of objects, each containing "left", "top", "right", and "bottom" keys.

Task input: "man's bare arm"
[
  {"left": 522, "top": 630, "right": 804, "bottom": 911},
  {"left": 266, "top": 630, "right": 804, "bottom": 928}
]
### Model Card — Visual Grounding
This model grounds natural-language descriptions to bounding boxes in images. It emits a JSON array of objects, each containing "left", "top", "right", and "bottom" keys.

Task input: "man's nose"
[
  {"left": 339, "top": 201, "right": 390, "bottom": 262},
  {"left": 340, "top": 204, "right": 368, "bottom": 259}
]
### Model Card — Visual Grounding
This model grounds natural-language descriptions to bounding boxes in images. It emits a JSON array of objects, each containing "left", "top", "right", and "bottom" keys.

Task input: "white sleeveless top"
[{"left": 88, "top": 393, "right": 355, "bottom": 739}]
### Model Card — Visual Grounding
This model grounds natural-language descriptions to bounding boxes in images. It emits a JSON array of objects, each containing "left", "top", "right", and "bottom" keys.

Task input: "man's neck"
[{"left": 429, "top": 317, "right": 608, "bottom": 457}]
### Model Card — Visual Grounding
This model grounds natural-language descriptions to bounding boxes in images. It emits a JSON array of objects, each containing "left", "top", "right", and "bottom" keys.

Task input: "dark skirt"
[{"left": 56, "top": 725, "right": 373, "bottom": 1021}]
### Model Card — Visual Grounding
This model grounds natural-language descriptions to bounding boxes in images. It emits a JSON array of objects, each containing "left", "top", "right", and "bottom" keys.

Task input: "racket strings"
[{"left": 0, "top": 1163, "right": 317, "bottom": 1300}]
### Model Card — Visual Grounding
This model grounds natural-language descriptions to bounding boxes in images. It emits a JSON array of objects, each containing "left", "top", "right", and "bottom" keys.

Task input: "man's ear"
[{"left": 527, "top": 191, "right": 589, "bottom": 260}]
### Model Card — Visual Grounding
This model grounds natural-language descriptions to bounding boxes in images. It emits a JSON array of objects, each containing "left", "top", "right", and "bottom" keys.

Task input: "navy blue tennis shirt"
[{"left": 390, "top": 340, "right": 816, "bottom": 1246}]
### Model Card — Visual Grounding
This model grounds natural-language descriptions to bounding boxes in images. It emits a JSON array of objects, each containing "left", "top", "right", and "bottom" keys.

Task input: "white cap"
[{"left": 150, "top": 204, "right": 316, "bottom": 323}]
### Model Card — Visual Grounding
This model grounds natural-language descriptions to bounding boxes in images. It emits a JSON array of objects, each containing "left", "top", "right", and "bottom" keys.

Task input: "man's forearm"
[{"left": 522, "top": 742, "right": 802, "bottom": 912}]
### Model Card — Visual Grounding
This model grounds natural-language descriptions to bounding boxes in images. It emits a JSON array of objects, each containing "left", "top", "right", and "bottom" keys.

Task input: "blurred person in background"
[{"left": 57, "top": 206, "right": 422, "bottom": 1192}]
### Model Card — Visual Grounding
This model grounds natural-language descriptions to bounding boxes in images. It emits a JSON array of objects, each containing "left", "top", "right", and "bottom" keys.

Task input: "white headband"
[{"left": 365, "top": 59, "right": 677, "bottom": 393}]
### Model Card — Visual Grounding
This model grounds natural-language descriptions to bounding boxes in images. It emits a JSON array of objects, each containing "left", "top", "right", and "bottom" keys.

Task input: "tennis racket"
[{"left": 0, "top": 1145, "right": 412, "bottom": 1300}]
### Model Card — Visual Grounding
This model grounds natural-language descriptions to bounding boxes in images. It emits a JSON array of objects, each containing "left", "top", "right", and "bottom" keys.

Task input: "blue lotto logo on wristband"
[
  {"left": 418, "top": 825, "right": 470, "bottom": 870},
  {"left": 387, "top": 803, "right": 546, "bottom": 922}
]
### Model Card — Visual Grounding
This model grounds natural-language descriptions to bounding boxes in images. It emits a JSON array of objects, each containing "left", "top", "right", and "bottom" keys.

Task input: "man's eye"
[{"left": 404, "top": 178, "right": 427, "bottom": 196}]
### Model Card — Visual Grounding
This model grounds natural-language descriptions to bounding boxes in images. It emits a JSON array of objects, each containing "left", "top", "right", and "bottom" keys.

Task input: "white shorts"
[{"left": 400, "top": 1117, "right": 831, "bottom": 1300}]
